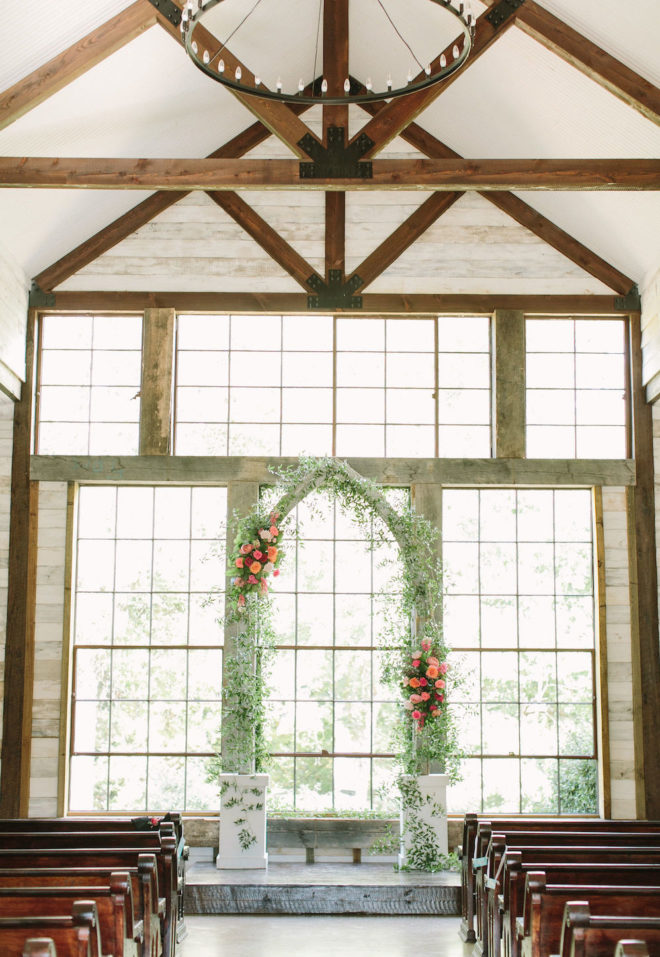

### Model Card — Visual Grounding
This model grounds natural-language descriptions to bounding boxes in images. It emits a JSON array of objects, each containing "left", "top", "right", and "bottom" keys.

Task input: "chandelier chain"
[{"left": 375, "top": 0, "right": 425, "bottom": 74}]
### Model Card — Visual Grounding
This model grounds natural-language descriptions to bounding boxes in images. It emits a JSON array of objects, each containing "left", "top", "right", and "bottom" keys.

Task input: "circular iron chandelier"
[{"left": 180, "top": 0, "right": 475, "bottom": 106}]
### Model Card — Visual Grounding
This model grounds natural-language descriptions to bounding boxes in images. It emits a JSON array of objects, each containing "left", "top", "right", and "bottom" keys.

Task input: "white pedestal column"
[
  {"left": 399, "top": 773, "right": 449, "bottom": 869},
  {"left": 217, "top": 773, "right": 269, "bottom": 869}
]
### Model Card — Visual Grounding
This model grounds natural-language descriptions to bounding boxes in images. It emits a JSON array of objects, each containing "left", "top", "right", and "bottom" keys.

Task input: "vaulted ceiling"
[{"left": 0, "top": 0, "right": 658, "bottom": 302}]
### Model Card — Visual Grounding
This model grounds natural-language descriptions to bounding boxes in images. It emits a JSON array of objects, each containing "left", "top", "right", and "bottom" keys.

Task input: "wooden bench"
[
  {"left": 459, "top": 817, "right": 660, "bottom": 944},
  {"left": 561, "top": 902, "right": 660, "bottom": 957},
  {"left": 0, "top": 900, "right": 99, "bottom": 957},
  {"left": 519, "top": 876, "right": 660, "bottom": 957},
  {"left": 476, "top": 831, "right": 660, "bottom": 957},
  {"left": 266, "top": 818, "right": 397, "bottom": 864},
  {"left": 0, "top": 865, "right": 158, "bottom": 957},
  {"left": 0, "top": 879, "right": 140, "bottom": 957},
  {"left": 497, "top": 857, "right": 660, "bottom": 957},
  {"left": 0, "top": 851, "right": 167, "bottom": 957}
]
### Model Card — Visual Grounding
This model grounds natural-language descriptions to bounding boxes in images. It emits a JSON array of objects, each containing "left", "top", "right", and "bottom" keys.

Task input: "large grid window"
[
  {"left": 36, "top": 314, "right": 142, "bottom": 455},
  {"left": 526, "top": 318, "right": 628, "bottom": 459},
  {"left": 443, "top": 488, "right": 598, "bottom": 814},
  {"left": 174, "top": 314, "right": 492, "bottom": 458},
  {"left": 264, "top": 489, "right": 407, "bottom": 813},
  {"left": 69, "top": 485, "right": 226, "bottom": 812}
]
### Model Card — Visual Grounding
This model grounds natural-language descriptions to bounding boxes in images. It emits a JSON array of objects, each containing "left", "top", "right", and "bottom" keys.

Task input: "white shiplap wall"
[
  {"left": 642, "top": 265, "right": 660, "bottom": 402},
  {"left": 0, "top": 392, "right": 14, "bottom": 774},
  {"left": 0, "top": 246, "right": 28, "bottom": 397}
]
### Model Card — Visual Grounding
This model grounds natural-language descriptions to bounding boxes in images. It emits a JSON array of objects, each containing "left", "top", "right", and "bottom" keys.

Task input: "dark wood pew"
[
  {"left": 519, "top": 876, "right": 660, "bottom": 957},
  {"left": 0, "top": 876, "right": 139, "bottom": 957},
  {"left": 460, "top": 817, "right": 660, "bottom": 945},
  {"left": 22, "top": 940, "right": 58, "bottom": 957},
  {"left": 0, "top": 853, "right": 165, "bottom": 957},
  {"left": 0, "top": 866, "right": 157, "bottom": 957},
  {"left": 496, "top": 857, "right": 660, "bottom": 957},
  {"left": 561, "top": 902, "right": 660, "bottom": 957},
  {"left": 476, "top": 832, "right": 660, "bottom": 956},
  {"left": 0, "top": 900, "right": 99, "bottom": 957}
]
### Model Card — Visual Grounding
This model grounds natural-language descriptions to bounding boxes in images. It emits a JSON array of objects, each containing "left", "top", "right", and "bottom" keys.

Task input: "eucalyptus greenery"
[{"left": 210, "top": 456, "right": 462, "bottom": 868}]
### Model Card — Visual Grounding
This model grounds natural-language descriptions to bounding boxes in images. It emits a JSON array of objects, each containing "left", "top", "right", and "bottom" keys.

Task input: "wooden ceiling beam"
[
  {"left": 155, "top": 1, "right": 320, "bottom": 157},
  {"left": 480, "top": 0, "right": 660, "bottom": 126},
  {"left": 33, "top": 120, "right": 274, "bottom": 292},
  {"left": 0, "top": 1, "right": 157, "bottom": 131},
  {"left": 44, "top": 289, "right": 628, "bottom": 315},
  {"left": 3, "top": 156, "right": 659, "bottom": 190},
  {"left": 322, "top": 0, "right": 349, "bottom": 280},
  {"left": 348, "top": 192, "right": 463, "bottom": 290},
  {"left": 378, "top": 119, "right": 636, "bottom": 295},
  {"left": 206, "top": 191, "right": 321, "bottom": 291},
  {"left": 351, "top": 8, "right": 515, "bottom": 159}
]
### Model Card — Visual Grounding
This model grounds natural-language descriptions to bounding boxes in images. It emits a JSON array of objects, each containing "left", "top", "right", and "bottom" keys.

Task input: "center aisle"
[{"left": 180, "top": 915, "right": 471, "bottom": 957}]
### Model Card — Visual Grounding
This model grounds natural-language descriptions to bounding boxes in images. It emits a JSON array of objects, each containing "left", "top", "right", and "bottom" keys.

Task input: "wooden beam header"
[{"left": 3, "top": 157, "right": 659, "bottom": 191}]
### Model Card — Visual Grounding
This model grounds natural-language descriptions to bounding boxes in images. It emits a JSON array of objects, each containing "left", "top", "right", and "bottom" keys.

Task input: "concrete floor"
[{"left": 179, "top": 914, "right": 470, "bottom": 957}]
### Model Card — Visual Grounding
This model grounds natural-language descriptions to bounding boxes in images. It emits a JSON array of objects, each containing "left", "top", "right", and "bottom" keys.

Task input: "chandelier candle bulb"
[
  {"left": 453, "top": 43, "right": 460, "bottom": 58},
  {"left": 440, "top": 53, "right": 447, "bottom": 67},
  {"left": 298, "top": 78, "right": 304, "bottom": 92},
  {"left": 366, "top": 77, "right": 373, "bottom": 90},
  {"left": 344, "top": 78, "right": 351, "bottom": 93},
  {"left": 191, "top": 40, "right": 198, "bottom": 54},
  {"left": 218, "top": 59, "right": 224, "bottom": 72},
  {"left": 321, "top": 78, "right": 328, "bottom": 94},
  {"left": 235, "top": 66, "right": 241, "bottom": 80},
  {"left": 202, "top": 49, "right": 210, "bottom": 64}
]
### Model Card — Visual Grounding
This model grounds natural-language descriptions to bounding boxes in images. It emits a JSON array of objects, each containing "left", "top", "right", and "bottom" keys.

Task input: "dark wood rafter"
[
  {"left": 480, "top": 0, "right": 660, "bottom": 126},
  {"left": 323, "top": 0, "right": 349, "bottom": 280},
  {"left": 0, "top": 1, "right": 157, "bottom": 131},
  {"left": 44, "top": 289, "right": 626, "bottom": 314},
  {"left": 154, "top": 0, "right": 320, "bottom": 157},
  {"left": 348, "top": 191, "right": 462, "bottom": 290},
  {"left": 359, "top": 102, "right": 636, "bottom": 295},
  {"left": 33, "top": 121, "right": 275, "bottom": 292},
  {"left": 0, "top": 312, "right": 38, "bottom": 818},
  {"left": 206, "top": 191, "right": 322, "bottom": 291},
  {"left": 627, "top": 314, "right": 660, "bottom": 817},
  {"left": 3, "top": 156, "right": 659, "bottom": 189},
  {"left": 351, "top": 7, "right": 516, "bottom": 158}
]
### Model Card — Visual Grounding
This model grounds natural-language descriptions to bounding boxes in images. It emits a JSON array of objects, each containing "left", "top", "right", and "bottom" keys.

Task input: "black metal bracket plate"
[
  {"left": 614, "top": 284, "right": 641, "bottom": 313},
  {"left": 146, "top": 0, "right": 182, "bottom": 27},
  {"left": 29, "top": 282, "right": 56, "bottom": 309},
  {"left": 486, "top": 0, "right": 526, "bottom": 28},
  {"left": 299, "top": 127, "right": 374, "bottom": 180},
  {"left": 307, "top": 270, "right": 364, "bottom": 310}
]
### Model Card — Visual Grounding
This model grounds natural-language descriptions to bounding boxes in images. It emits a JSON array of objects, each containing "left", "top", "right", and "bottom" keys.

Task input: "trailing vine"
[{"left": 210, "top": 456, "right": 463, "bottom": 868}]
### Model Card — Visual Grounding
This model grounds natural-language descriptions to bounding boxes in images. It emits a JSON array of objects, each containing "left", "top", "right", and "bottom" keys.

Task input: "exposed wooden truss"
[
  {"left": 479, "top": 0, "right": 660, "bottom": 127},
  {"left": 3, "top": 156, "right": 658, "bottom": 190},
  {"left": 0, "top": 1, "right": 157, "bottom": 132}
]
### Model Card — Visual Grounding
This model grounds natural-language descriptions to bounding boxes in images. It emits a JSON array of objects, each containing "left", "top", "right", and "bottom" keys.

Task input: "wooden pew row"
[
  {"left": 495, "top": 857, "right": 660, "bottom": 957},
  {"left": 0, "top": 817, "right": 188, "bottom": 929},
  {"left": 0, "top": 852, "right": 167, "bottom": 957},
  {"left": 519, "top": 877, "right": 660, "bottom": 957},
  {"left": 0, "top": 832, "right": 178, "bottom": 956},
  {"left": 459, "top": 816, "right": 660, "bottom": 943},
  {"left": 0, "top": 878, "right": 140, "bottom": 957},
  {"left": 0, "top": 865, "right": 159, "bottom": 957},
  {"left": 561, "top": 902, "right": 660, "bottom": 957},
  {"left": 476, "top": 832, "right": 660, "bottom": 956},
  {"left": 0, "top": 900, "right": 99, "bottom": 957}
]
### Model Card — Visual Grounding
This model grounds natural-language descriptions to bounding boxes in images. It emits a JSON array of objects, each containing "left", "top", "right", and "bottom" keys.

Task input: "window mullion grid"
[
  {"left": 434, "top": 317, "right": 440, "bottom": 458},
  {"left": 87, "top": 318, "right": 95, "bottom": 455},
  {"left": 107, "top": 487, "right": 119, "bottom": 811},
  {"left": 477, "top": 491, "right": 485, "bottom": 812},
  {"left": 182, "top": 489, "right": 194, "bottom": 812},
  {"left": 514, "top": 490, "right": 522, "bottom": 813},
  {"left": 278, "top": 315, "right": 284, "bottom": 455},
  {"left": 332, "top": 316, "right": 337, "bottom": 456},
  {"left": 227, "top": 318, "right": 233, "bottom": 456},
  {"left": 293, "top": 503, "right": 299, "bottom": 809},
  {"left": 552, "top": 490, "right": 562, "bottom": 811},
  {"left": 331, "top": 498, "right": 337, "bottom": 809},
  {"left": 144, "top": 489, "right": 157, "bottom": 812}
]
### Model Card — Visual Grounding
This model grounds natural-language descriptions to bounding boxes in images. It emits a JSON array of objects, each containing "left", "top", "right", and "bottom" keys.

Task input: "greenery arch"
[{"left": 217, "top": 456, "right": 461, "bottom": 787}]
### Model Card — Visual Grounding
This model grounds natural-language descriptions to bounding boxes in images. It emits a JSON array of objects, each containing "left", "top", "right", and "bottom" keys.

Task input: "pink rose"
[
  {"left": 234, "top": 577, "right": 244, "bottom": 586},
  {"left": 238, "top": 594, "right": 245, "bottom": 606},
  {"left": 439, "top": 663, "right": 448, "bottom": 674},
  {"left": 418, "top": 677, "right": 428, "bottom": 687},
  {"left": 248, "top": 574, "right": 258, "bottom": 584},
  {"left": 412, "top": 659, "right": 421, "bottom": 668},
  {"left": 435, "top": 679, "right": 445, "bottom": 689},
  {"left": 235, "top": 557, "right": 244, "bottom": 568},
  {"left": 410, "top": 694, "right": 422, "bottom": 703},
  {"left": 421, "top": 639, "right": 431, "bottom": 651},
  {"left": 253, "top": 550, "right": 263, "bottom": 560},
  {"left": 260, "top": 578, "right": 268, "bottom": 594},
  {"left": 421, "top": 692, "right": 430, "bottom": 701},
  {"left": 427, "top": 656, "right": 439, "bottom": 667},
  {"left": 411, "top": 710, "right": 422, "bottom": 720},
  {"left": 273, "top": 569, "right": 280, "bottom": 577},
  {"left": 269, "top": 525, "right": 279, "bottom": 537},
  {"left": 240, "top": 544, "right": 252, "bottom": 555},
  {"left": 404, "top": 701, "right": 414, "bottom": 710}
]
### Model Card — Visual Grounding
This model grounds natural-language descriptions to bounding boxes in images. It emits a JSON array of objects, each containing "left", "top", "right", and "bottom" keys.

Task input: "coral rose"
[
  {"left": 235, "top": 557, "right": 244, "bottom": 568},
  {"left": 269, "top": 525, "right": 279, "bottom": 537},
  {"left": 426, "top": 665, "right": 439, "bottom": 679},
  {"left": 427, "top": 656, "right": 439, "bottom": 667},
  {"left": 435, "top": 679, "right": 445, "bottom": 689},
  {"left": 238, "top": 594, "right": 245, "bottom": 606},
  {"left": 249, "top": 561, "right": 262, "bottom": 574},
  {"left": 412, "top": 659, "right": 421, "bottom": 668},
  {"left": 267, "top": 545, "right": 278, "bottom": 561},
  {"left": 240, "top": 543, "right": 252, "bottom": 555},
  {"left": 410, "top": 694, "right": 422, "bottom": 703},
  {"left": 409, "top": 677, "right": 420, "bottom": 688},
  {"left": 253, "top": 550, "right": 263, "bottom": 560},
  {"left": 411, "top": 710, "right": 422, "bottom": 720},
  {"left": 421, "top": 692, "right": 430, "bottom": 701}
]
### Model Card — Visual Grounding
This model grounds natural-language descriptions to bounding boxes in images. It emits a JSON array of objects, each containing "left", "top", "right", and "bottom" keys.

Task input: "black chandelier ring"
[{"left": 181, "top": 0, "right": 475, "bottom": 106}]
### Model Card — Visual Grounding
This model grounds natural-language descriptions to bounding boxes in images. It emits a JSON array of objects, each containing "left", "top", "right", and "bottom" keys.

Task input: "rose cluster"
[
  {"left": 402, "top": 638, "right": 448, "bottom": 731},
  {"left": 231, "top": 511, "right": 282, "bottom": 607}
]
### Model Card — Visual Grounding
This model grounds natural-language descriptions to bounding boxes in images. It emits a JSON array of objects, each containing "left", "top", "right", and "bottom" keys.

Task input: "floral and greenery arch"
[{"left": 216, "top": 456, "right": 461, "bottom": 787}]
